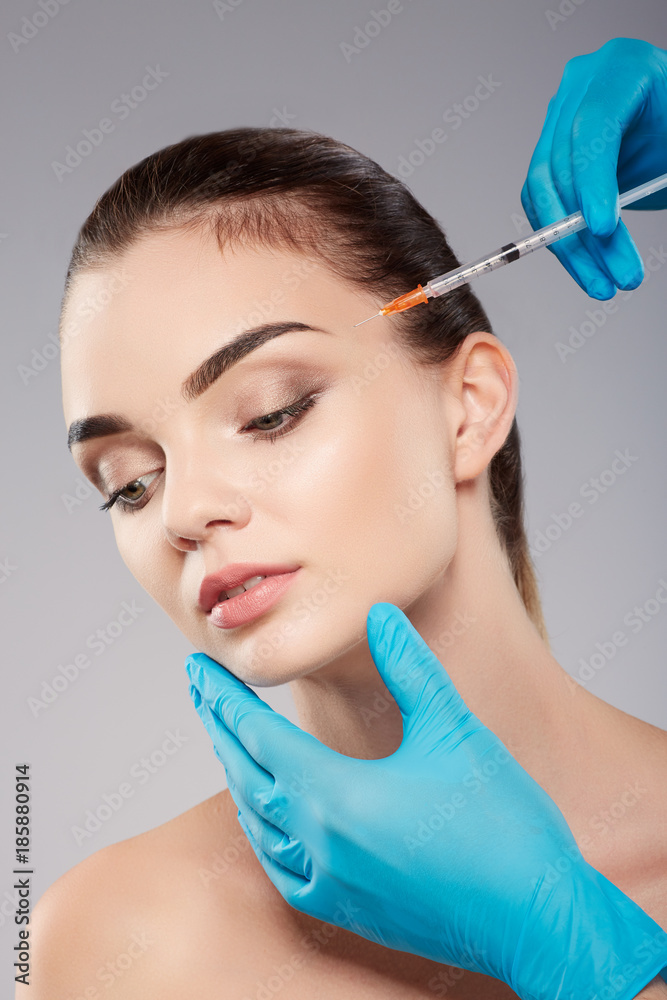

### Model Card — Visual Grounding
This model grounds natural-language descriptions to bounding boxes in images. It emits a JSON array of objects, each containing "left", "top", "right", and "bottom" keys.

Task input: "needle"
[
  {"left": 350, "top": 170, "right": 667, "bottom": 329},
  {"left": 352, "top": 312, "right": 382, "bottom": 327},
  {"left": 351, "top": 285, "right": 430, "bottom": 327}
]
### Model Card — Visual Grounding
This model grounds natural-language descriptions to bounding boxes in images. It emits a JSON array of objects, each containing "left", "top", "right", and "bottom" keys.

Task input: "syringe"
[{"left": 353, "top": 171, "right": 667, "bottom": 327}]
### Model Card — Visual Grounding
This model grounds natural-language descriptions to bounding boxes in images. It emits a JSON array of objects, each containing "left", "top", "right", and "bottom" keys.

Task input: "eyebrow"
[{"left": 66, "top": 321, "right": 329, "bottom": 451}]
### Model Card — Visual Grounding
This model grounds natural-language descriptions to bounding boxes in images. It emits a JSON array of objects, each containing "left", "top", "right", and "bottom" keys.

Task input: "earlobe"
[{"left": 449, "top": 334, "right": 518, "bottom": 483}]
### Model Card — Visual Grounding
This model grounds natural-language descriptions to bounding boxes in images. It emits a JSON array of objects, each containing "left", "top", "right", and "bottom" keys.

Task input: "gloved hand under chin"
[
  {"left": 520, "top": 36, "right": 667, "bottom": 299},
  {"left": 186, "top": 602, "right": 667, "bottom": 1000}
]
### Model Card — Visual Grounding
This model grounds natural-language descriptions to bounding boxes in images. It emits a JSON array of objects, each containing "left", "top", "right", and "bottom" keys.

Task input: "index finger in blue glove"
[
  {"left": 522, "top": 92, "right": 641, "bottom": 298},
  {"left": 559, "top": 67, "right": 646, "bottom": 286},
  {"left": 188, "top": 676, "right": 280, "bottom": 817},
  {"left": 520, "top": 92, "right": 617, "bottom": 298},
  {"left": 192, "top": 677, "right": 316, "bottom": 861},
  {"left": 185, "top": 652, "right": 330, "bottom": 818},
  {"left": 549, "top": 80, "right": 645, "bottom": 290}
]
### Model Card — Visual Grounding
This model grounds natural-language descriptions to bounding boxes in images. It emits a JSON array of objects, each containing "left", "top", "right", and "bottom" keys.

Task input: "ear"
[{"left": 444, "top": 333, "right": 519, "bottom": 483}]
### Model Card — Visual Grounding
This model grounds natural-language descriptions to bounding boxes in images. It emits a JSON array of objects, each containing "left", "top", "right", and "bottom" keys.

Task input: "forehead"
[{"left": 59, "top": 227, "right": 374, "bottom": 426}]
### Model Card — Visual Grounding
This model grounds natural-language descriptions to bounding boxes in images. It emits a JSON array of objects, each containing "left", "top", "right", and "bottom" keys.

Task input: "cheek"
[
  {"left": 272, "top": 387, "right": 458, "bottom": 586},
  {"left": 253, "top": 391, "right": 459, "bottom": 668},
  {"left": 114, "top": 517, "right": 178, "bottom": 610},
  {"left": 357, "top": 408, "right": 458, "bottom": 592}
]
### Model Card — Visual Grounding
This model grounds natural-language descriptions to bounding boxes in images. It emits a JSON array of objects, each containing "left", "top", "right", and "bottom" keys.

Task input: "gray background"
[{"left": 2, "top": 0, "right": 666, "bottom": 966}]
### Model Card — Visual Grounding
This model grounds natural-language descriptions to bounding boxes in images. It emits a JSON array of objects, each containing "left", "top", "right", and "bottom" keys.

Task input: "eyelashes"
[
  {"left": 98, "top": 390, "right": 322, "bottom": 515},
  {"left": 98, "top": 470, "right": 161, "bottom": 514},
  {"left": 246, "top": 392, "right": 319, "bottom": 444}
]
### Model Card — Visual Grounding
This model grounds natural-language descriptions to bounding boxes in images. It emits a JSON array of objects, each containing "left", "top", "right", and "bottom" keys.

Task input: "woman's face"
[{"left": 61, "top": 226, "right": 462, "bottom": 685}]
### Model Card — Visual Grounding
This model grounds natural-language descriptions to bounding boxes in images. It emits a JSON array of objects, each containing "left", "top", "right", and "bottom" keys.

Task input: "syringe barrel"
[
  {"left": 426, "top": 214, "right": 587, "bottom": 298},
  {"left": 426, "top": 245, "right": 520, "bottom": 298},
  {"left": 423, "top": 170, "right": 667, "bottom": 304}
]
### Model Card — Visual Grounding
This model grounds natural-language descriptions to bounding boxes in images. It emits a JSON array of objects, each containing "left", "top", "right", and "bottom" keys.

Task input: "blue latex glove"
[
  {"left": 520, "top": 36, "right": 667, "bottom": 300},
  {"left": 185, "top": 603, "right": 667, "bottom": 1000}
]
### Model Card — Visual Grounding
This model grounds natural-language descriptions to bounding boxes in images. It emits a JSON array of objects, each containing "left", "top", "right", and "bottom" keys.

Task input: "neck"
[{"left": 250, "top": 484, "right": 664, "bottom": 918}]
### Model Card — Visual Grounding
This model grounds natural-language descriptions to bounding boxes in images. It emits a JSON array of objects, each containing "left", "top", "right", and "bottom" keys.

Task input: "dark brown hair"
[{"left": 61, "top": 126, "right": 549, "bottom": 646}]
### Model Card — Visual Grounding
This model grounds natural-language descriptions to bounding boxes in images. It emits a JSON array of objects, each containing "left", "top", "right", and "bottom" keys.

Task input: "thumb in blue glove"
[{"left": 186, "top": 602, "right": 667, "bottom": 1000}]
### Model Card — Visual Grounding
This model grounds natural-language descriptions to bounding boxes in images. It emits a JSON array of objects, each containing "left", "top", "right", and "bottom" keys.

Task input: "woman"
[{"left": 26, "top": 127, "right": 667, "bottom": 998}]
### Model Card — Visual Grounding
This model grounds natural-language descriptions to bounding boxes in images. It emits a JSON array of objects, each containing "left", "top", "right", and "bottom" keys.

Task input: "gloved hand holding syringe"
[{"left": 353, "top": 170, "right": 667, "bottom": 327}]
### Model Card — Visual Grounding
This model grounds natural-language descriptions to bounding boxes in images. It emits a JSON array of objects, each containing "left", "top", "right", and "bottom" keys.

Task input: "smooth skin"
[
  {"left": 186, "top": 602, "right": 667, "bottom": 998},
  {"left": 21, "top": 32, "right": 667, "bottom": 1000},
  {"left": 21, "top": 226, "right": 667, "bottom": 999},
  {"left": 185, "top": 36, "right": 667, "bottom": 998}
]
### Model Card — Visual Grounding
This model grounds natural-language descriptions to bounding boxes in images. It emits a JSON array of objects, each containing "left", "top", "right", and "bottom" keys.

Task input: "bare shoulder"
[
  {"left": 16, "top": 790, "right": 253, "bottom": 999},
  {"left": 15, "top": 836, "right": 166, "bottom": 998},
  {"left": 581, "top": 698, "right": 667, "bottom": 928}
]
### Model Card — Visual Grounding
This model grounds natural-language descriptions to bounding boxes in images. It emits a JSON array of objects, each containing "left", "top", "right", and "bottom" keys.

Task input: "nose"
[{"left": 160, "top": 449, "right": 252, "bottom": 550}]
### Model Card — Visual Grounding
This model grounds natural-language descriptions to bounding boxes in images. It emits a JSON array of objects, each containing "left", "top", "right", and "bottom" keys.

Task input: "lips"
[{"left": 198, "top": 562, "right": 301, "bottom": 614}]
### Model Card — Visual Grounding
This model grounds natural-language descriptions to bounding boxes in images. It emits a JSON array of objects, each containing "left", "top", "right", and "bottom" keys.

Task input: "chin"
[
  {"left": 180, "top": 575, "right": 429, "bottom": 687},
  {"left": 198, "top": 605, "right": 371, "bottom": 688}
]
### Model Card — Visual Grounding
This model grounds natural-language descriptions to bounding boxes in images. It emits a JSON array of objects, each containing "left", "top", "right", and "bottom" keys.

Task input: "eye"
[
  {"left": 99, "top": 470, "right": 161, "bottom": 514},
  {"left": 98, "top": 391, "right": 322, "bottom": 515},
  {"left": 243, "top": 392, "right": 321, "bottom": 443}
]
